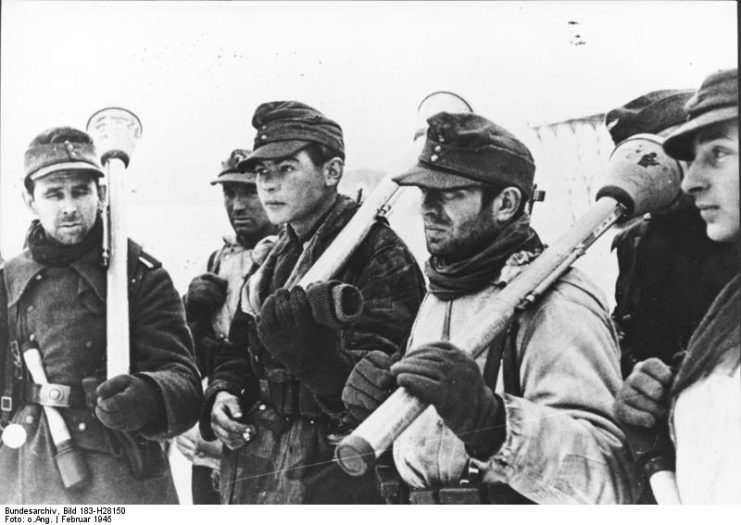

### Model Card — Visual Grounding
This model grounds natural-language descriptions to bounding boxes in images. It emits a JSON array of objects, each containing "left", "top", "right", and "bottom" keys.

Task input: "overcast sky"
[{"left": 1, "top": 0, "right": 737, "bottom": 289}]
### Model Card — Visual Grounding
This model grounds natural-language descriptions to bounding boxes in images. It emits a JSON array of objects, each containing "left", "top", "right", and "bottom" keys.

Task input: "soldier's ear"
[
  {"left": 493, "top": 187, "right": 522, "bottom": 223},
  {"left": 22, "top": 190, "right": 38, "bottom": 216},
  {"left": 97, "top": 184, "right": 107, "bottom": 212},
  {"left": 323, "top": 157, "right": 344, "bottom": 189}
]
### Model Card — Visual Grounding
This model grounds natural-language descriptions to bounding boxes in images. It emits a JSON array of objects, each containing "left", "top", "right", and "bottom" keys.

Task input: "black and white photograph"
[{"left": 0, "top": 0, "right": 738, "bottom": 517}]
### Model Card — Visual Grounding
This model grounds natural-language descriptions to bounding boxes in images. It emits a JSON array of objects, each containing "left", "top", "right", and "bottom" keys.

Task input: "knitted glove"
[
  {"left": 391, "top": 341, "right": 505, "bottom": 459},
  {"left": 257, "top": 287, "right": 351, "bottom": 397},
  {"left": 95, "top": 374, "right": 166, "bottom": 433},
  {"left": 342, "top": 350, "right": 399, "bottom": 422},
  {"left": 185, "top": 273, "right": 228, "bottom": 321},
  {"left": 614, "top": 357, "right": 673, "bottom": 428}
]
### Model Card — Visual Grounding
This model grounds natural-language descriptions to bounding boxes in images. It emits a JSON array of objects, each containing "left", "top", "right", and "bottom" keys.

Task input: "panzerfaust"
[
  {"left": 334, "top": 134, "right": 685, "bottom": 486},
  {"left": 86, "top": 108, "right": 143, "bottom": 378}
]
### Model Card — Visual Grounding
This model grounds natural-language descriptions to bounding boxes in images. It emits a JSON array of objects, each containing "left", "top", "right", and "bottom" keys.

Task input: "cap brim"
[
  {"left": 664, "top": 106, "right": 738, "bottom": 160},
  {"left": 392, "top": 164, "right": 481, "bottom": 189},
  {"left": 29, "top": 162, "right": 104, "bottom": 182},
  {"left": 210, "top": 171, "right": 257, "bottom": 185},
  {"left": 236, "top": 140, "right": 311, "bottom": 171}
]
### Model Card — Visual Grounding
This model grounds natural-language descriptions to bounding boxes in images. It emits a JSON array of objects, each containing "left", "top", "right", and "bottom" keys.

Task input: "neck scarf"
[
  {"left": 426, "top": 214, "right": 543, "bottom": 300},
  {"left": 27, "top": 216, "right": 103, "bottom": 267},
  {"left": 671, "top": 274, "right": 740, "bottom": 397}
]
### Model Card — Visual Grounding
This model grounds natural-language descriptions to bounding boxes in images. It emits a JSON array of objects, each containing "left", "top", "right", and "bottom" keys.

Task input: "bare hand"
[
  {"left": 175, "top": 426, "right": 199, "bottom": 461},
  {"left": 614, "top": 358, "right": 674, "bottom": 428},
  {"left": 210, "top": 391, "right": 254, "bottom": 450}
]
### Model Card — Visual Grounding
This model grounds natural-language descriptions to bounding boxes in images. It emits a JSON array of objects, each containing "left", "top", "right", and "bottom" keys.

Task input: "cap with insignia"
[
  {"left": 24, "top": 127, "right": 104, "bottom": 189},
  {"left": 605, "top": 89, "right": 694, "bottom": 144},
  {"left": 664, "top": 68, "right": 739, "bottom": 161},
  {"left": 237, "top": 101, "right": 345, "bottom": 172},
  {"left": 393, "top": 112, "right": 536, "bottom": 199},
  {"left": 210, "top": 149, "right": 256, "bottom": 185}
]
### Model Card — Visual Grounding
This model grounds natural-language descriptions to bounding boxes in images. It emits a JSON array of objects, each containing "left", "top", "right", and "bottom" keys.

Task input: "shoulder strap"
[{"left": 482, "top": 317, "right": 521, "bottom": 396}]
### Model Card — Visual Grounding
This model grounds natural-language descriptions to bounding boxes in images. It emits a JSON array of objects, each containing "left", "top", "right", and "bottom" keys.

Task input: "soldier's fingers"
[
  {"left": 395, "top": 372, "right": 441, "bottom": 402},
  {"left": 614, "top": 402, "right": 657, "bottom": 428},
  {"left": 635, "top": 358, "right": 674, "bottom": 385},
  {"left": 96, "top": 374, "right": 132, "bottom": 399},
  {"left": 623, "top": 392, "right": 667, "bottom": 420},
  {"left": 221, "top": 397, "right": 243, "bottom": 420},
  {"left": 627, "top": 371, "right": 667, "bottom": 402},
  {"left": 390, "top": 358, "right": 444, "bottom": 381}
]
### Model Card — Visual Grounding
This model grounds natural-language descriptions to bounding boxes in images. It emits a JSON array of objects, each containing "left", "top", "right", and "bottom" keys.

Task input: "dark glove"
[
  {"left": 95, "top": 374, "right": 166, "bottom": 433},
  {"left": 342, "top": 350, "right": 399, "bottom": 422},
  {"left": 256, "top": 287, "right": 351, "bottom": 397},
  {"left": 614, "top": 357, "right": 674, "bottom": 429},
  {"left": 391, "top": 341, "right": 505, "bottom": 459},
  {"left": 185, "top": 273, "right": 228, "bottom": 321},
  {"left": 614, "top": 358, "right": 676, "bottom": 477}
]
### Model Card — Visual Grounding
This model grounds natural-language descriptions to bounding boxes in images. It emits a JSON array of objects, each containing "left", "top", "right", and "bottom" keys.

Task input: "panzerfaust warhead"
[
  {"left": 335, "top": 133, "right": 684, "bottom": 477},
  {"left": 86, "top": 108, "right": 142, "bottom": 379}
]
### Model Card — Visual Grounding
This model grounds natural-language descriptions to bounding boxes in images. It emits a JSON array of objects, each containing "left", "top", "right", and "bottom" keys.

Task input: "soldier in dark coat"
[
  {"left": 606, "top": 90, "right": 738, "bottom": 377},
  {"left": 0, "top": 127, "right": 202, "bottom": 504},
  {"left": 199, "top": 101, "right": 426, "bottom": 504}
]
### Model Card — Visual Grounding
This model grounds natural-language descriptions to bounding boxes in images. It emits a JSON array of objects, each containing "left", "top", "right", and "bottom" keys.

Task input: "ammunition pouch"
[{"left": 257, "top": 368, "right": 323, "bottom": 420}]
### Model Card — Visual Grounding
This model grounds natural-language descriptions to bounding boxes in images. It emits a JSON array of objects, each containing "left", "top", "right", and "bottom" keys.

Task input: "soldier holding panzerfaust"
[
  {"left": 199, "top": 101, "right": 426, "bottom": 504},
  {"left": 606, "top": 90, "right": 738, "bottom": 379},
  {"left": 175, "top": 149, "right": 277, "bottom": 504},
  {"left": 0, "top": 127, "right": 202, "bottom": 503},
  {"left": 343, "top": 112, "right": 638, "bottom": 504}
]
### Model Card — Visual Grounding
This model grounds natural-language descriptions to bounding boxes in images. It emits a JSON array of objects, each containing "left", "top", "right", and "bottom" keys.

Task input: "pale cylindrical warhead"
[
  {"left": 86, "top": 107, "right": 143, "bottom": 168},
  {"left": 597, "top": 133, "right": 683, "bottom": 220}
]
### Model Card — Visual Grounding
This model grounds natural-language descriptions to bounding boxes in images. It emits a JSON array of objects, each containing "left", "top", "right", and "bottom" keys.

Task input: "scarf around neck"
[
  {"left": 27, "top": 216, "right": 103, "bottom": 267},
  {"left": 426, "top": 214, "right": 543, "bottom": 300},
  {"left": 671, "top": 273, "right": 741, "bottom": 397}
]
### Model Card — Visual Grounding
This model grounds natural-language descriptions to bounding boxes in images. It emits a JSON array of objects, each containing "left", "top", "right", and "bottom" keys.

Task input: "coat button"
[
  {"left": 25, "top": 415, "right": 34, "bottom": 425},
  {"left": 35, "top": 274, "right": 43, "bottom": 281},
  {"left": 259, "top": 404, "right": 266, "bottom": 411},
  {"left": 309, "top": 419, "right": 315, "bottom": 425},
  {"left": 430, "top": 155, "right": 439, "bottom": 162},
  {"left": 261, "top": 134, "right": 268, "bottom": 140},
  {"left": 85, "top": 341, "right": 93, "bottom": 348},
  {"left": 434, "top": 145, "right": 442, "bottom": 152},
  {"left": 78, "top": 423, "right": 87, "bottom": 431},
  {"left": 26, "top": 306, "right": 34, "bottom": 313}
]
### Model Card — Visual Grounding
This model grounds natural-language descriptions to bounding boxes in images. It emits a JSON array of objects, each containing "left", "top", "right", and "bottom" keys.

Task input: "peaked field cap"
[
  {"left": 605, "top": 89, "right": 694, "bottom": 144},
  {"left": 211, "top": 149, "right": 257, "bottom": 185},
  {"left": 664, "top": 68, "right": 739, "bottom": 161},
  {"left": 393, "top": 112, "right": 535, "bottom": 197},
  {"left": 237, "top": 100, "right": 345, "bottom": 172},
  {"left": 24, "top": 126, "right": 105, "bottom": 183}
]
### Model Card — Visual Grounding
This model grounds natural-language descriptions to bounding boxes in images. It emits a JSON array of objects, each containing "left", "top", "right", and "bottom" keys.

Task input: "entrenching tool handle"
[{"left": 23, "top": 347, "right": 90, "bottom": 490}]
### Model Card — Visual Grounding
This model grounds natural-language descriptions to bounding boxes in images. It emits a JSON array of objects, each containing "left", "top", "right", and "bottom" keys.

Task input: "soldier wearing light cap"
[
  {"left": 615, "top": 68, "right": 740, "bottom": 504},
  {"left": 343, "top": 111, "right": 638, "bottom": 504}
]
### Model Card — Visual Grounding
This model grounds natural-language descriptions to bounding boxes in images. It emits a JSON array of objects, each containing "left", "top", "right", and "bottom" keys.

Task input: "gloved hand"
[
  {"left": 256, "top": 287, "right": 351, "bottom": 397},
  {"left": 342, "top": 350, "right": 399, "bottom": 422},
  {"left": 391, "top": 341, "right": 505, "bottom": 459},
  {"left": 614, "top": 357, "right": 674, "bottom": 428},
  {"left": 185, "top": 273, "right": 228, "bottom": 321},
  {"left": 305, "top": 280, "right": 365, "bottom": 329},
  {"left": 95, "top": 374, "right": 165, "bottom": 433}
]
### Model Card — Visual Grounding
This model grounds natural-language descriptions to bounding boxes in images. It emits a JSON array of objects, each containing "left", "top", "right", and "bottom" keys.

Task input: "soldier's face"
[
  {"left": 419, "top": 186, "right": 499, "bottom": 261},
  {"left": 221, "top": 182, "right": 272, "bottom": 241},
  {"left": 254, "top": 150, "right": 338, "bottom": 235},
  {"left": 25, "top": 171, "right": 101, "bottom": 245},
  {"left": 681, "top": 120, "right": 739, "bottom": 243}
]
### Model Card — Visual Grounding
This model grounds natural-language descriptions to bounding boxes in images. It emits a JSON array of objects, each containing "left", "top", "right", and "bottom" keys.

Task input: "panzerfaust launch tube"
[{"left": 335, "top": 133, "right": 686, "bottom": 478}]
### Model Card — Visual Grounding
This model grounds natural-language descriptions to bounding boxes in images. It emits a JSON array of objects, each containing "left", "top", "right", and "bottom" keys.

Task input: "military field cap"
[
  {"left": 605, "top": 89, "right": 694, "bottom": 144},
  {"left": 238, "top": 101, "right": 345, "bottom": 171},
  {"left": 210, "top": 149, "right": 257, "bottom": 185},
  {"left": 664, "top": 68, "right": 739, "bottom": 161},
  {"left": 393, "top": 112, "right": 535, "bottom": 197},
  {"left": 24, "top": 126, "right": 104, "bottom": 185}
]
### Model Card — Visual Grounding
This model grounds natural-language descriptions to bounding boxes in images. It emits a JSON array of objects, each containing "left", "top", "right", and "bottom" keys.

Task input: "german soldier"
[
  {"left": 343, "top": 112, "right": 638, "bottom": 504},
  {"left": 0, "top": 127, "right": 202, "bottom": 503},
  {"left": 199, "top": 101, "right": 426, "bottom": 503},
  {"left": 175, "top": 149, "right": 277, "bottom": 504}
]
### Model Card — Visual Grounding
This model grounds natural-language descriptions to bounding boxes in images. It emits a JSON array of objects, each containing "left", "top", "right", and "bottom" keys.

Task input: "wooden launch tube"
[
  {"left": 335, "top": 133, "right": 686, "bottom": 478},
  {"left": 86, "top": 108, "right": 143, "bottom": 379}
]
